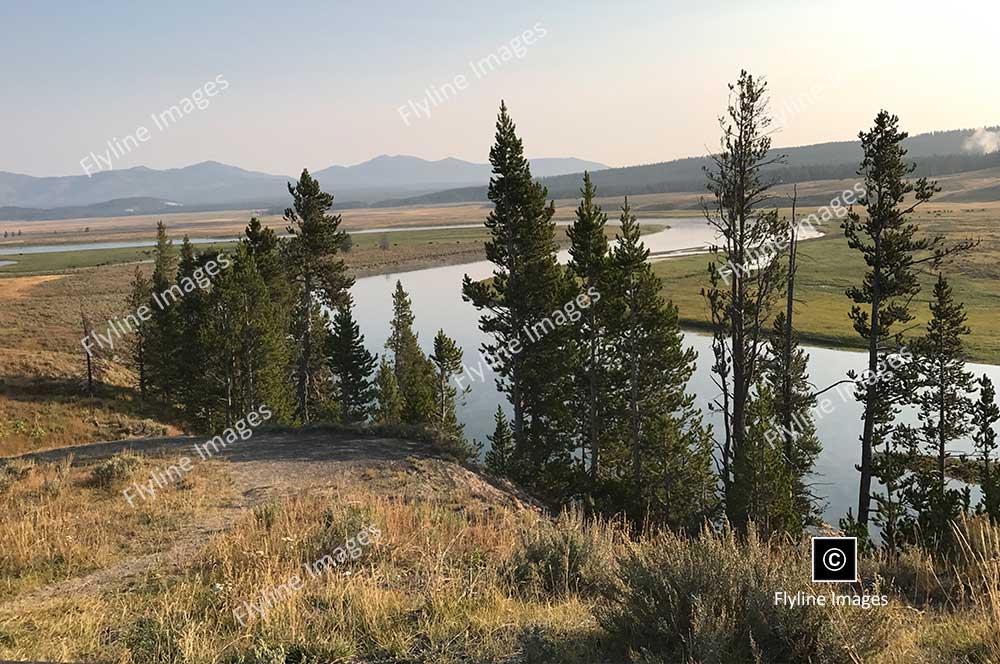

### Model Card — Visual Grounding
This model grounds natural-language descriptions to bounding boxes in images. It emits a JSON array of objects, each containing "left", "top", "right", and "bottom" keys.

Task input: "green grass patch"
[{"left": 655, "top": 228, "right": 1000, "bottom": 364}]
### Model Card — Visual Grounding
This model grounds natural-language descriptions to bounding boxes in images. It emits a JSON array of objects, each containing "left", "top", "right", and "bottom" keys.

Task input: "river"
[
  {"left": 350, "top": 217, "right": 998, "bottom": 525},
  {"left": 6, "top": 216, "right": 995, "bottom": 524}
]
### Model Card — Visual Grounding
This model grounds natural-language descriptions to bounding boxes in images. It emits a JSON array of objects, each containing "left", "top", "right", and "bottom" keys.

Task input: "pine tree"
[
  {"left": 174, "top": 237, "right": 212, "bottom": 425},
  {"left": 327, "top": 296, "right": 377, "bottom": 424},
  {"left": 973, "top": 374, "right": 1000, "bottom": 519},
  {"left": 284, "top": 170, "right": 354, "bottom": 422},
  {"left": 240, "top": 217, "right": 296, "bottom": 422},
  {"left": 204, "top": 243, "right": 295, "bottom": 428},
  {"left": 729, "top": 387, "right": 800, "bottom": 536},
  {"left": 485, "top": 406, "right": 514, "bottom": 476},
  {"left": 843, "top": 111, "right": 974, "bottom": 528},
  {"left": 237, "top": 221, "right": 296, "bottom": 421},
  {"left": 398, "top": 349, "right": 436, "bottom": 426},
  {"left": 125, "top": 266, "right": 152, "bottom": 400},
  {"left": 462, "top": 101, "right": 574, "bottom": 489},
  {"left": 386, "top": 280, "right": 416, "bottom": 373},
  {"left": 373, "top": 356, "right": 404, "bottom": 425},
  {"left": 703, "top": 72, "right": 788, "bottom": 517},
  {"left": 763, "top": 311, "right": 822, "bottom": 527},
  {"left": 566, "top": 172, "right": 611, "bottom": 483},
  {"left": 146, "top": 221, "right": 178, "bottom": 403},
  {"left": 605, "top": 200, "right": 716, "bottom": 529},
  {"left": 385, "top": 281, "right": 436, "bottom": 425},
  {"left": 429, "top": 329, "right": 465, "bottom": 438},
  {"left": 906, "top": 274, "right": 974, "bottom": 546}
]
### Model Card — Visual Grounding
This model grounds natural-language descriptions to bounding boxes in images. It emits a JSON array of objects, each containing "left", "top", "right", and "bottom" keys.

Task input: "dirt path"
[{"left": 0, "top": 429, "right": 451, "bottom": 611}]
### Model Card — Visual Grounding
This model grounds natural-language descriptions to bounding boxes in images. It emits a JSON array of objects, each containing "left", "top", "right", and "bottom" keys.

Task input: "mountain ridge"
[
  {"left": 0, "top": 156, "right": 608, "bottom": 211},
  {"left": 2, "top": 127, "right": 998, "bottom": 217}
]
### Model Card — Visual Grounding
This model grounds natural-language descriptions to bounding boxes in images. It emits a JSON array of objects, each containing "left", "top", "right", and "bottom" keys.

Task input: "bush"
[
  {"left": 598, "top": 525, "right": 889, "bottom": 663},
  {"left": 509, "top": 508, "right": 620, "bottom": 598},
  {"left": 0, "top": 460, "right": 34, "bottom": 493},
  {"left": 109, "top": 616, "right": 182, "bottom": 664},
  {"left": 90, "top": 451, "right": 142, "bottom": 490}
]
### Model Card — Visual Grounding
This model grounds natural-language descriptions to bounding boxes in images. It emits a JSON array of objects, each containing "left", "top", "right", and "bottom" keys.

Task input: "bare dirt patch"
[
  {"left": 0, "top": 274, "right": 64, "bottom": 300},
  {"left": 0, "top": 429, "right": 533, "bottom": 612}
]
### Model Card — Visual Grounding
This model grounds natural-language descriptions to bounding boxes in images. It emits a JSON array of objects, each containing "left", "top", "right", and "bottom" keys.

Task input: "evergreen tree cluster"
[
  {"left": 123, "top": 172, "right": 467, "bottom": 448},
  {"left": 111, "top": 80, "right": 1000, "bottom": 549},
  {"left": 466, "top": 95, "right": 999, "bottom": 537},
  {"left": 468, "top": 104, "right": 716, "bottom": 529}
]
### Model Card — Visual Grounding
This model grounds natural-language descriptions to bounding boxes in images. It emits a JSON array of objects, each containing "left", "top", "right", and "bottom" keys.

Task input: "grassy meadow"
[
  {"left": 654, "top": 205, "right": 1000, "bottom": 363},
  {"left": 1, "top": 447, "right": 999, "bottom": 663}
]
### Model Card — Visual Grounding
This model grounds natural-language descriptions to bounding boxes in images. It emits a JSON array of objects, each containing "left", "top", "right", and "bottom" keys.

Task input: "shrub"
[
  {"left": 252, "top": 500, "right": 282, "bottom": 530},
  {"left": 0, "top": 459, "right": 34, "bottom": 493},
  {"left": 598, "top": 525, "right": 889, "bottom": 663},
  {"left": 90, "top": 451, "right": 142, "bottom": 490},
  {"left": 509, "top": 508, "right": 620, "bottom": 598}
]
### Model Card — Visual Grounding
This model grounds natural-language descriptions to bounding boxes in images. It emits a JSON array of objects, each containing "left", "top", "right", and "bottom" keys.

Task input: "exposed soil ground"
[{"left": 0, "top": 428, "right": 537, "bottom": 614}]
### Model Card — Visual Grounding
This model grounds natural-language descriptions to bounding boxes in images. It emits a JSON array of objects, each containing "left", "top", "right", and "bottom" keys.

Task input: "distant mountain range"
[
  {"left": 0, "top": 156, "right": 607, "bottom": 218},
  {"left": 2, "top": 127, "right": 1000, "bottom": 221},
  {"left": 376, "top": 128, "right": 1000, "bottom": 207}
]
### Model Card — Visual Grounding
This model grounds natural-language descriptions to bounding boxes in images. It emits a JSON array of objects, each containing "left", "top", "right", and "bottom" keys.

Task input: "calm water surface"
[{"left": 350, "top": 218, "right": 999, "bottom": 524}]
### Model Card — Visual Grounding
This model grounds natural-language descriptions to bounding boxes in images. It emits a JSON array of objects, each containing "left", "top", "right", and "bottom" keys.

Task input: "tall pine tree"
[
  {"left": 703, "top": 72, "right": 788, "bottom": 518},
  {"left": 146, "top": 221, "right": 178, "bottom": 403},
  {"left": 566, "top": 172, "right": 611, "bottom": 482},
  {"left": 284, "top": 170, "right": 354, "bottom": 422},
  {"left": 605, "top": 200, "right": 716, "bottom": 529},
  {"left": 462, "top": 101, "right": 574, "bottom": 490},
  {"left": 843, "top": 111, "right": 973, "bottom": 528},
  {"left": 385, "top": 281, "right": 436, "bottom": 425},
  {"left": 906, "top": 274, "right": 974, "bottom": 546}
]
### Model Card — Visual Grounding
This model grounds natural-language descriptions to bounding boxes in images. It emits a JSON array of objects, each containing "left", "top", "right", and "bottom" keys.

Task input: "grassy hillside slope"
[{"left": 1, "top": 432, "right": 998, "bottom": 663}]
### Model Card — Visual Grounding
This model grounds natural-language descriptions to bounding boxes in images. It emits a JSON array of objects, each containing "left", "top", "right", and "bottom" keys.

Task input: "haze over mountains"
[
  {"left": 0, "top": 156, "right": 607, "bottom": 219},
  {"left": 1, "top": 127, "right": 999, "bottom": 221}
]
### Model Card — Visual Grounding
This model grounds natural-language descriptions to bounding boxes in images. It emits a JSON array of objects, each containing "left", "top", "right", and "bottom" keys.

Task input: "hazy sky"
[{"left": 3, "top": 0, "right": 997, "bottom": 177}]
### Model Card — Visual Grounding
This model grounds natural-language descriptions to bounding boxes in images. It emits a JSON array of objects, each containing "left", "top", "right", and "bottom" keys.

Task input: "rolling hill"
[{"left": 376, "top": 127, "right": 1000, "bottom": 207}]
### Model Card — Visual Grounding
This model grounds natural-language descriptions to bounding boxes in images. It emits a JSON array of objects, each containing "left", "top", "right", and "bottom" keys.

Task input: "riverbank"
[
  {"left": 0, "top": 222, "right": 668, "bottom": 456},
  {"left": 654, "top": 207, "right": 1000, "bottom": 364},
  {"left": 0, "top": 222, "right": 668, "bottom": 276}
]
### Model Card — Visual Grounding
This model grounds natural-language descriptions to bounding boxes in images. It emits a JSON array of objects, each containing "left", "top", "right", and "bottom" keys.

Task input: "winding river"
[
  {"left": 349, "top": 217, "right": 998, "bottom": 525},
  {"left": 7, "top": 217, "right": 997, "bottom": 524}
]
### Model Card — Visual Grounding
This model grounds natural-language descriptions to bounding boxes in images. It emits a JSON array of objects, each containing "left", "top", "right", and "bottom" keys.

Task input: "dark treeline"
[
  {"left": 120, "top": 172, "right": 470, "bottom": 455},
  {"left": 462, "top": 104, "right": 715, "bottom": 528},
  {"left": 115, "top": 72, "right": 999, "bottom": 548}
]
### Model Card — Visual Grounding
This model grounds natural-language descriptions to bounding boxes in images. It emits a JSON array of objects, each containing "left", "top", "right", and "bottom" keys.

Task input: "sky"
[{"left": 2, "top": 0, "right": 998, "bottom": 177}]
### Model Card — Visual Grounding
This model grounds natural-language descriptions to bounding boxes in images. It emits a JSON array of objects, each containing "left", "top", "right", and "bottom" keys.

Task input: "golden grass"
[
  {"left": 0, "top": 458, "right": 597, "bottom": 663},
  {"left": 0, "top": 452, "right": 235, "bottom": 599},
  {"left": 1, "top": 451, "right": 1000, "bottom": 663}
]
